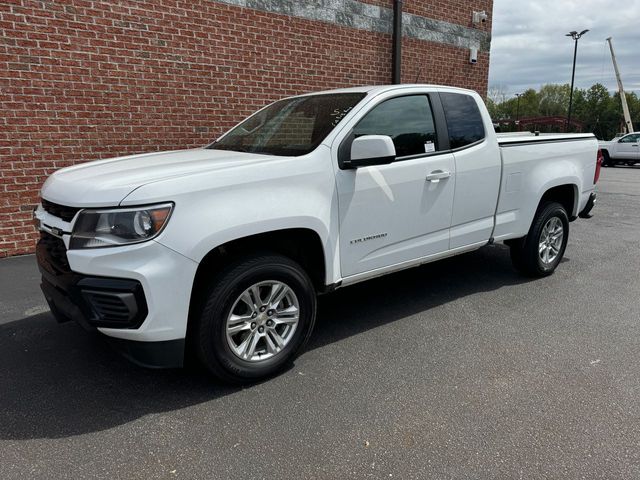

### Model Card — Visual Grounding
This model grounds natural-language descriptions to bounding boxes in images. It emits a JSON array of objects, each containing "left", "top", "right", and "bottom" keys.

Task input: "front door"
[
  {"left": 335, "top": 94, "right": 456, "bottom": 278},
  {"left": 616, "top": 134, "right": 640, "bottom": 160}
]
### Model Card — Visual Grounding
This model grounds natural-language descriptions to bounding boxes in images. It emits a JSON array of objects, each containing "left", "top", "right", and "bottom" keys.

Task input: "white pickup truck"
[
  {"left": 35, "top": 85, "right": 601, "bottom": 383},
  {"left": 599, "top": 132, "right": 640, "bottom": 166}
]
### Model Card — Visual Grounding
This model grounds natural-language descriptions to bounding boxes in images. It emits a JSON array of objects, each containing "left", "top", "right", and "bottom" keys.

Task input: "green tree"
[
  {"left": 538, "top": 84, "right": 571, "bottom": 116},
  {"left": 611, "top": 91, "right": 640, "bottom": 136},
  {"left": 485, "top": 97, "right": 501, "bottom": 120},
  {"left": 502, "top": 88, "right": 538, "bottom": 119},
  {"left": 582, "top": 84, "right": 617, "bottom": 138},
  {"left": 486, "top": 82, "right": 635, "bottom": 138},
  {"left": 626, "top": 91, "right": 640, "bottom": 126}
]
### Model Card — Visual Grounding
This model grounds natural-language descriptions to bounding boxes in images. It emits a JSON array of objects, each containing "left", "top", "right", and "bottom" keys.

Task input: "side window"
[
  {"left": 440, "top": 93, "right": 485, "bottom": 149},
  {"left": 353, "top": 95, "right": 438, "bottom": 158},
  {"left": 619, "top": 134, "right": 638, "bottom": 143}
]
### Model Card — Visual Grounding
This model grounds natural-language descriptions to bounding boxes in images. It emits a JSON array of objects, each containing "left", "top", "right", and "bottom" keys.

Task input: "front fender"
[{"left": 123, "top": 148, "right": 340, "bottom": 285}]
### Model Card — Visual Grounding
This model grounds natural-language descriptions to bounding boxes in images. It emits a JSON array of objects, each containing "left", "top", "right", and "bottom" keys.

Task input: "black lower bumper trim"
[
  {"left": 40, "top": 272, "right": 148, "bottom": 330},
  {"left": 105, "top": 337, "right": 185, "bottom": 369},
  {"left": 37, "top": 233, "right": 148, "bottom": 329},
  {"left": 41, "top": 277, "right": 94, "bottom": 330},
  {"left": 579, "top": 192, "right": 597, "bottom": 219}
]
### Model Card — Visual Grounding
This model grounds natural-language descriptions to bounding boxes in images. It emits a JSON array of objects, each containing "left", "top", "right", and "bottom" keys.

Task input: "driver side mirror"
[{"left": 344, "top": 135, "right": 396, "bottom": 169}]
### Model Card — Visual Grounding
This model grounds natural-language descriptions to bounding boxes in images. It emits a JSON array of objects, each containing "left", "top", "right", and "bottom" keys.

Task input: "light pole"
[
  {"left": 565, "top": 29, "right": 589, "bottom": 132},
  {"left": 515, "top": 93, "right": 522, "bottom": 121}
]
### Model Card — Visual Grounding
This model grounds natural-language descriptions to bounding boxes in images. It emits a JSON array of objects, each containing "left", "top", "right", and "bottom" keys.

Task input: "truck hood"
[{"left": 41, "top": 148, "right": 274, "bottom": 206}]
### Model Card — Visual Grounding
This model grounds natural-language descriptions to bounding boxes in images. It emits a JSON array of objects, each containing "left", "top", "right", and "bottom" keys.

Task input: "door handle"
[{"left": 426, "top": 170, "right": 451, "bottom": 183}]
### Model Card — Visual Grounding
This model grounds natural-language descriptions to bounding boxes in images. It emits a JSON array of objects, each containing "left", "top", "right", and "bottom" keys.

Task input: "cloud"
[{"left": 488, "top": 0, "right": 640, "bottom": 94}]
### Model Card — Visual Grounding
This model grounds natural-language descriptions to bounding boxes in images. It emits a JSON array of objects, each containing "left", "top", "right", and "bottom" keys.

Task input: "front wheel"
[
  {"left": 193, "top": 254, "right": 317, "bottom": 384},
  {"left": 509, "top": 202, "right": 569, "bottom": 277}
]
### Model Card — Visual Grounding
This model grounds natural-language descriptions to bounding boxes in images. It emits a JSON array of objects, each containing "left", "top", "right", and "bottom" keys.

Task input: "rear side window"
[
  {"left": 440, "top": 93, "right": 485, "bottom": 149},
  {"left": 353, "top": 95, "right": 438, "bottom": 158}
]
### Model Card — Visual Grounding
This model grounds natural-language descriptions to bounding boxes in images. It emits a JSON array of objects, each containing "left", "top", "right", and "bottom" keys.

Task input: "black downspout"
[{"left": 392, "top": 0, "right": 402, "bottom": 84}]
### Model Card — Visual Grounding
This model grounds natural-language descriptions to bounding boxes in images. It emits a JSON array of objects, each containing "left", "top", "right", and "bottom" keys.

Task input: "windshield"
[{"left": 208, "top": 93, "right": 366, "bottom": 156}]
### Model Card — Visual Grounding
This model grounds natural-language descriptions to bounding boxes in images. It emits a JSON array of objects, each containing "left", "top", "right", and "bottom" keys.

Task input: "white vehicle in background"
[
  {"left": 599, "top": 132, "right": 640, "bottom": 166},
  {"left": 34, "top": 84, "right": 601, "bottom": 383}
]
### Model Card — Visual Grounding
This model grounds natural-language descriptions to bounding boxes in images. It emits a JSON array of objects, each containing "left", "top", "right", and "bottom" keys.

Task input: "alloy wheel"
[
  {"left": 225, "top": 281, "right": 300, "bottom": 362},
  {"left": 538, "top": 216, "right": 564, "bottom": 265}
]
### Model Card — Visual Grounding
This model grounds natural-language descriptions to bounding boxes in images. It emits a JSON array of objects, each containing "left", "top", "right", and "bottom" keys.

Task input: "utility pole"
[
  {"left": 565, "top": 29, "right": 589, "bottom": 132},
  {"left": 606, "top": 37, "right": 634, "bottom": 134},
  {"left": 515, "top": 93, "right": 522, "bottom": 121}
]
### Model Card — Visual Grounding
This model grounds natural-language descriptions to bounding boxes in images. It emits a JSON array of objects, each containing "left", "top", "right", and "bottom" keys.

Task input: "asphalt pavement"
[{"left": 1, "top": 166, "right": 639, "bottom": 479}]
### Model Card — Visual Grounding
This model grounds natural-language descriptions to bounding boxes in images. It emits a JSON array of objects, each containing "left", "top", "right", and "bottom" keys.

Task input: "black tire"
[
  {"left": 193, "top": 253, "right": 316, "bottom": 384},
  {"left": 509, "top": 201, "right": 569, "bottom": 277},
  {"left": 627, "top": 162, "right": 636, "bottom": 167},
  {"left": 601, "top": 150, "right": 611, "bottom": 167}
]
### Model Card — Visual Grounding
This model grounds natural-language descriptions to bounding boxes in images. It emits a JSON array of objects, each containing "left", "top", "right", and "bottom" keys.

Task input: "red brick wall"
[
  {"left": 0, "top": 0, "right": 491, "bottom": 257},
  {"left": 403, "top": 38, "right": 490, "bottom": 92},
  {"left": 403, "top": 1, "right": 493, "bottom": 29},
  {"left": 359, "top": 0, "right": 493, "bottom": 29}
]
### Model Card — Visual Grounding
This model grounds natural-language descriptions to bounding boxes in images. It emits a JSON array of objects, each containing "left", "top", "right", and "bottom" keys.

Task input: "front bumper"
[
  {"left": 39, "top": 269, "right": 148, "bottom": 330},
  {"left": 36, "top": 231, "right": 198, "bottom": 368}
]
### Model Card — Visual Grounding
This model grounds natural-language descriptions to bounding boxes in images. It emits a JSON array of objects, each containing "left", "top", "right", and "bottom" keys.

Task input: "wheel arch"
[
  {"left": 600, "top": 148, "right": 612, "bottom": 165},
  {"left": 186, "top": 228, "right": 328, "bottom": 347},
  {"left": 538, "top": 183, "right": 579, "bottom": 220},
  {"left": 191, "top": 226, "right": 327, "bottom": 292}
]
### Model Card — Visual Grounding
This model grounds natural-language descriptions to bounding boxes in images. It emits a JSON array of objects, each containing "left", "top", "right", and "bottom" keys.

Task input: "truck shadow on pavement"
[{"left": 0, "top": 244, "right": 539, "bottom": 440}]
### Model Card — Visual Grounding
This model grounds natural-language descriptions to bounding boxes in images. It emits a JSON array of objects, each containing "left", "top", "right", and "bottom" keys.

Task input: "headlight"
[{"left": 70, "top": 203, "right": 173, "bottom": 249}]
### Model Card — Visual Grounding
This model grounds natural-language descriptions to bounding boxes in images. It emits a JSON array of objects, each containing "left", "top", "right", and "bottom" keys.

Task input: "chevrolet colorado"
[
  {"left": 599, "top": 132, "right": 640, "bottom": 166},
  {"left": 34, "top": 85, "right": 601, "bottom": 383}
]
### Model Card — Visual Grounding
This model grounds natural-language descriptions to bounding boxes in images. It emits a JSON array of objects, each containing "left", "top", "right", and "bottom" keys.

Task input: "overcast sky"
[{"left": 488, "top": 0, "right": 640, "bottom": 96}]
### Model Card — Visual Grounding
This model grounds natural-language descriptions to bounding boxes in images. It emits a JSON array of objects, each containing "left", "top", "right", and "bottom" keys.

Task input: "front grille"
[
  {"left": 37, "top": 231, "right": 71, "bottom": 274},
  {"left": 41, "top": 199, "right": 81, "bottom": 222}
]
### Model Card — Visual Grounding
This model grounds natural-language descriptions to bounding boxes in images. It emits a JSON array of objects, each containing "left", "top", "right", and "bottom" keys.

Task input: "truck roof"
[{"left": 294, "top": 84, "right": 478, "bottom": 97}]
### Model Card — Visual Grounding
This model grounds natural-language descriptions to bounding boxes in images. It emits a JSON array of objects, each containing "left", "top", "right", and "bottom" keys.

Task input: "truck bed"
[{"left": 492, "top": 132, "right": 598, "bottom": 242}]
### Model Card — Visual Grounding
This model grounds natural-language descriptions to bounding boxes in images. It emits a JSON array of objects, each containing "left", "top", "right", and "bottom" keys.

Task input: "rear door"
[
  {"left": 335, "top": 93, "right": 456, "bottom": 278},
  {"left": 439, "top": 91, "right": 501, "bottom": 249}
]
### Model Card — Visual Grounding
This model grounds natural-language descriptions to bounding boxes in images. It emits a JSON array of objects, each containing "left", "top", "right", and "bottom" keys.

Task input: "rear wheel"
[
  {"left": 194, "top": 253, "right": 316, "bottom": 384},
  {"left": 601, "top": 150, "right": 611, "bottom": 167},
  {"left": 509, "top": 201, "right": 569, "bottom": 277},
  {"left": 627, "top": 161, "right": 636, "bottom": 166}
]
